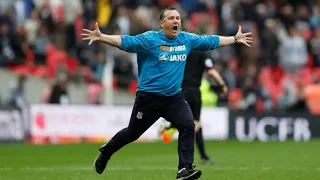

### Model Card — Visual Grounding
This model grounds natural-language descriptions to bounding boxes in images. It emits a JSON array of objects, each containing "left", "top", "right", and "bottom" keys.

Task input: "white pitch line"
[{"left": 0, "top": 166, "right": 320, "bottom": 172}]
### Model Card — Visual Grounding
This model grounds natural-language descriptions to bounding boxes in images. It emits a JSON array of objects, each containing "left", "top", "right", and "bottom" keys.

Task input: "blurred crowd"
[{"left": 0, "top": 0, "right": 319, "bottom": 113}]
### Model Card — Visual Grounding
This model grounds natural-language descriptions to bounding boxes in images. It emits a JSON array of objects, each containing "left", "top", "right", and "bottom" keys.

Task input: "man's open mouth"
[{"left": 173, "top": 26, "right": 178, "bottom": 31}]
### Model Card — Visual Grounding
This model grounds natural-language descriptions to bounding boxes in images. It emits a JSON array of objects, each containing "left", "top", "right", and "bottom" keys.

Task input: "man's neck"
[{"left": 161, "top": 30, "right": 178, "bottom": 40}]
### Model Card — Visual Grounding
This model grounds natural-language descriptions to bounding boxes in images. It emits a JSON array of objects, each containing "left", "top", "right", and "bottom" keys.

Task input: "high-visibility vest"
[{"left": 200, "top": 79, "right": 218, "bottom": 107}]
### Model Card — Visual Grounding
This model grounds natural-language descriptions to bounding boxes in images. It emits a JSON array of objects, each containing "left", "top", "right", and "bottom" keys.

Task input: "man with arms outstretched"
[{"left": 81, "top": 6, "right": 252, "bottom": 180}]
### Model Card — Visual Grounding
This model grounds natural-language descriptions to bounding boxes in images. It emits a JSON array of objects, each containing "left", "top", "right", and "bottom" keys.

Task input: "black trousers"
[
  {"left": 168, "top": 87, "right": 209, "bottom": 160},
  {"left": 100, "top": 91, "right": 195, "bottom": 169},
  {"left": 183, "top": 87, "right": 201, "bottom": 120}
]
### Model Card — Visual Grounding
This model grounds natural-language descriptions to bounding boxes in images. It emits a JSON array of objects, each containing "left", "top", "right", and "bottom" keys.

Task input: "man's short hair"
[{"left": 159, "top": 6, "right": 178, "bottom": 21}]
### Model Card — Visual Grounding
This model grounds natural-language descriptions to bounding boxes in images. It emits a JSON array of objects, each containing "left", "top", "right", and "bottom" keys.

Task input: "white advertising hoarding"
[{"left": 30, "top": 105, "right": 228, "bottom": 144}]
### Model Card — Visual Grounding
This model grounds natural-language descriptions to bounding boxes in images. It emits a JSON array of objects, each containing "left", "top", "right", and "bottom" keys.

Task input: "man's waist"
[
  {"left": 136, "top": 90, "right": 184, "bottom": 98},
  {"left": 136, "top": 87, "right": 181, "bottom": 97}
]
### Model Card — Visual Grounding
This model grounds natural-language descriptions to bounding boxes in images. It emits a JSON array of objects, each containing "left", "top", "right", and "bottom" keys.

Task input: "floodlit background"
[{"left": 0, "top": 0, "right": 319, "bottom": 180}]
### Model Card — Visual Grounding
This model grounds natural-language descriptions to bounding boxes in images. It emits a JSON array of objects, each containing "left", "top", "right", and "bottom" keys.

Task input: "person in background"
[{"left": 48, "top": 73, "right": 70, "bottom": 104}]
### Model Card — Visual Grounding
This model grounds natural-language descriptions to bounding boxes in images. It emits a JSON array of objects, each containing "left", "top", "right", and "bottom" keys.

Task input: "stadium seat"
[
  {"left": 112, "top": 75, "right": 118, "bottom": 89},
  {"left": 228, "top": 88, "right": 243, "bottom": 108},
  {"left": 45, "top": 43, "right": 56, "bottom": 56},
  {"left": 87, "top": 83, "right": 103, "bottom": 104},
  {"left": 128, "top": 80, "right": 138, "bottom": 95},
  {"left": 81, "top": 66, "right": 93, "bottom": 82},
  {"left": 31, "top": 65, "right": 48, "bottom": 77},
  {"left": 66, "top": 58, "right": 79, "bottom": 76},
  {"left": 9, "top": 65, "right": 30, "bottom": 75},
  {"left": 46, "top": 50, "right": 68, "bottom": 77},
  {"left": 255, "top": 98, "right": 265, "bottom": 113},
  {"left": 299, "top": 67, "right": 313, "bottom": 85},
  {"left": 307, "top": 54, "right": 314, "bottom": 68}
]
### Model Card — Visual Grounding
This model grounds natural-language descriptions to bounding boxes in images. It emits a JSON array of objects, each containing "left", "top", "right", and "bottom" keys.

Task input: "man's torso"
[{"left": 136, "top": 30, "right": 192, "bottom": 96}]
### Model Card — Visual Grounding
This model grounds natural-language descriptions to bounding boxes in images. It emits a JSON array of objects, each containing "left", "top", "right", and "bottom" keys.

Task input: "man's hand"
[
  {"left": 220, "top": 85, "right": 228, "bottom": 97},
  {"left": 194, "top": 121, "right": 201, "bottom": 133},
  {"left": 81, "top": 22, "right": 102, "bottom": 45},
  {"left": 235, "top": 25, "right": 253, "bottom": 47}
]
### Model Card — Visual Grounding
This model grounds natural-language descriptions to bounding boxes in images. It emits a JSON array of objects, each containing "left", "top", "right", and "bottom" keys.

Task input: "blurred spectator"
[
  {"left": 277, "top": 3, "right": 295, "bottom": 29},
  {"left": 238, "top": 22, "right": 261, "bottom": 68},
  {"left": 92, "top": 51, "right": 106, "bottom": 82},
  {"left": 0, "top": 23, "right": 15, "bottom": 66},
  {"left": 289, "top": 79, "right": 307, "bottom": 111},
  {"left": 134, "top": 5, "right": 160, "bottom": 30},
  {"left": 239, "top": 0, "right": 258, "bottom": 22},
  {"left": 277, "top": 78, "right": 297, "bottom": 110},
  {"left": 310, "top": 26, "right": 320, "bottom": 66},
  {"left": 114, "top": 5, "right": 130, "bottom": 35},
  {"left": 261, "top": 18, "right": 279, "bottom": 66},
  {"left": 221, "top": 0, "right": 237, "bottom": 35},
  {"left": 48, "top": 73, "right": 70, "bottom": 104},
  {"left": 24, "top": 10, "right": 40, "bottom": 45},
  {"left": 34, "top": 26, "right": 51, "bottom": 64},
  {"left": 221, "top": 60, "right": 237, "bottom": 91},
  {"left": 296, "top": 5, "right": 309, "bottom": 31},
  {"left": 6, "top": 73, "right": 28, "bottom": 109},
  {"left": 0, "top": 7, "right": 15, "bottom": 34},
  {"left": 277, "top": 24, "right": 307, "bottom": 74},
  {"left": 238, "top": 76, "right": 260, "bottom": 111},
  {"left": 14, "top": 0, "right": 27, "bottom": 26},
  {"left": 82, "top": 0, "right": 97, "bottom": 22},
  {"left": 35, "top": 0, "right": 55, "bottom": 34},
  {"left": 310, "top": 5, "right": 320, "bottom": 29},
  {"left": 11, "top": 25, "right": 29, "bottom": 64},
  {"left": 64, "top": 0, "right": 83, "bottom": 25},
  {"left": 259, "top": 82, "right": 273, "bottom": 112}
]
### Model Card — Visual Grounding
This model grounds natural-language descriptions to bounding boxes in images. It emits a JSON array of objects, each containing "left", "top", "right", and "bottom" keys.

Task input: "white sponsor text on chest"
[{"left": 170, "top": 45, "right": 186, "bottom": 52}]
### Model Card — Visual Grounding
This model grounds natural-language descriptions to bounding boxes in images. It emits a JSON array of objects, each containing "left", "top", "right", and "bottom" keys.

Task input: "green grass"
[{"left": 1, "top": 140, "right": 320, "bottom": 180}]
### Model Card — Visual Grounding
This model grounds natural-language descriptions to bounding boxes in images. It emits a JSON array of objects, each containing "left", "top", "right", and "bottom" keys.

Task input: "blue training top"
[{"left": 120, "top": 30, "right": 220, "bottom": 96}]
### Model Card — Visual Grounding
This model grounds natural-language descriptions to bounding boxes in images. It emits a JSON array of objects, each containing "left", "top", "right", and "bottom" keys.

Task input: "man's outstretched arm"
[
  {"left": 190, "top": 25, "right": 253, "bottom": 50},
  {"left": 81, "top": 22, "right": 148, "bottom": 53},
  {"left": 81, "top": 22, "right": 122, "bottom": 47},
  {"left": 219, "top": 25, "right": 252, "bottom": 47},
  {"left": 98, "top": 34, "right": 122, "bottom": 48}
]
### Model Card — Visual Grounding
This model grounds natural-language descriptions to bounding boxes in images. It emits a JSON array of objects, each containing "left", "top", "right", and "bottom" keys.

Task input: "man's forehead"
[{"left": 163, "top": 10, "right": 180, "bottom": 18}]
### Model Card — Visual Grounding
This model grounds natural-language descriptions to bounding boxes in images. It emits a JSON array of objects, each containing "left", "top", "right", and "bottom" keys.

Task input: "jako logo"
[{"left": 159, "top": 53, "right": 187, "bottom": 63}]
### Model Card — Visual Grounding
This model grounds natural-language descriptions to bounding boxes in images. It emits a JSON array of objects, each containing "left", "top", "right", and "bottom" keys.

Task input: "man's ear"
[{"left": 160, "top": 20, "right": 164, "bottom": 28}]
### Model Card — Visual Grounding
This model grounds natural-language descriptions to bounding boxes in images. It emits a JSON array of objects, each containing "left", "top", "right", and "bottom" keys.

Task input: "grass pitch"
[{"left": 0, "top": 140, "right": 319, "bottom": 180}]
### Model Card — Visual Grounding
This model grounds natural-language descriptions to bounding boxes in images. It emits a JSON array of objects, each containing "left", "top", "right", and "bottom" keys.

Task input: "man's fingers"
[
  {"left": 82, "top": 29, "right": 92, "bottom": 33},
  {"left": 81, "top": 33, "right": 90, "bottom": 37},
  {"left": 245, "top": 42, "right": 251, "bottom": 47},
  {"left": 246, "top": 40, "right": 253, "bottom": 43},
  {"left": 82, "top": 37, "right": 91, "bottom": 40},
  {"left": 95, "top": 22, "right": 99, "bottom": 30},
  {"left": 244, "top": 32, "right": 252, "bottom": 36},
  {"left": 238, "top": 25, "right": 242, "bottom": 33},
  {"left": 88, "top": 40, "right": 93, "bottom": 45},
  {"left": 246, "top": 37, "right": 253, "bottom": 40}
]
